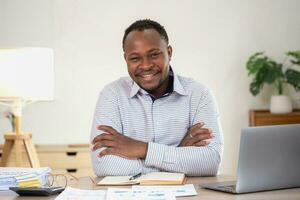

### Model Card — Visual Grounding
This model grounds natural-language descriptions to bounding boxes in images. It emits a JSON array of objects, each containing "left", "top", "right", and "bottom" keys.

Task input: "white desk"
[{"left": 1, "top": 175, "right": 299, "bottom": 200}]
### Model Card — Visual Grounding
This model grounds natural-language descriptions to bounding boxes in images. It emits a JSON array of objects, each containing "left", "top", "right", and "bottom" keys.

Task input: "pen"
[{"left": 129, "top": 173, "right": 142, "bottom": 180}]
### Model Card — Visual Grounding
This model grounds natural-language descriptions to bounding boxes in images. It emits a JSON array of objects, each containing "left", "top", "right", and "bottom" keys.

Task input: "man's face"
[{"left": 123, "top": 29, "right": 172, "bottom": 97}]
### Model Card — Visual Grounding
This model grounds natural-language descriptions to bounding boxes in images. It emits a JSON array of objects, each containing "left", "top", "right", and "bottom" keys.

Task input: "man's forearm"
[
  {"left": 144, "top": 142, "right": 223, "bottom": 176},
  {"left": 91, "top": 151, "right": 142, "bottom": 176}
]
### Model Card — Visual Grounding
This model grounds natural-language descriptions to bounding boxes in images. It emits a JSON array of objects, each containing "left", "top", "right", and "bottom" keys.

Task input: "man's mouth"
[{"left": 138, "top": 72, "right": 158, "bottom": 81}]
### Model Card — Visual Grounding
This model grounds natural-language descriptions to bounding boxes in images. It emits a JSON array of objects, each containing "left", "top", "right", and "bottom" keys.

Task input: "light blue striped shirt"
[{"left": 90, "top": 72, "right": 223, "bottom": 176}]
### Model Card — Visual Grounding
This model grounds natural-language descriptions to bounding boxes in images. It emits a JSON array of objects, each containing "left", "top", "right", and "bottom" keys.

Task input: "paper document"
[
  {"left": 106, "top": 187, "right": 176, "bottom": 200},
  {"left": 106, "top": 188, "right": 131, "bottom": 200},
  {"left": 0, "top": 167, "right": 51, "bottom": 178},
  {"left": 55, "top": 186, "right": 106, "bottom": 200},
  {"left": 0, "top": 167, "right": 51, "bottom": 190},
  {"left": 132, "top": 184, "right": 197, "bottom": 197}
]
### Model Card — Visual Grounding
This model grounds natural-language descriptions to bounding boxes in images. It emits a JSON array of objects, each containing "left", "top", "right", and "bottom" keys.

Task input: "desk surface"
[{"left": 1, "top": 175, "right": 300, "bottom": 200}]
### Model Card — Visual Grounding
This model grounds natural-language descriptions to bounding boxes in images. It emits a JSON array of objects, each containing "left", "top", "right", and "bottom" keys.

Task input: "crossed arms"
[{"left": 90, "top": 87, "right": 223, "bottom": 176}]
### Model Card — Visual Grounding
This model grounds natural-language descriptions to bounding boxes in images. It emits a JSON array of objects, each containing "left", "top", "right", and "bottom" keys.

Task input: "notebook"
[{"left": 97, "top": 172, "right": 186, "bottom": 186}]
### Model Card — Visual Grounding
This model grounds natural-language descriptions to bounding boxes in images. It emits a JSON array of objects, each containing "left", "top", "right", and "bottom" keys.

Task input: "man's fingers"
[
  {"left": 183, "top": 132, "right": 214, "bottom": 146},
  {"left": 99, "top": 148, "right": 127, "bottom": 158},
  {"left": 97, "top": 125, "right": 118, "bottom": 135},
  {"left": 180, "top": 132, "right": 212, "bottom": 147},
  {"left": 190, "top": 128, "right": 212, "bottom": 137},
  {"left": 180, "top": 125, "right": 215, "bottom": 147},
  {"left": 92, "top": 140, "right": 115, "bottom": 151},
  {"left": 92, "top": 133, "right": 114, "bottom": 144},
  {"left": 194, "top": 140, "right": 210, "bottom": 146},
  {"left": 92, "top": 142, "right": 102, "bottom": 151},
  {"left": 184, "top": 138, "right": 194, "bottom": 146},
  {"left": 194, "top": 132, "right": 214, "bottom": 141},
  {"left": 189, "top": 122, "right": 205, "bottom": 133}
]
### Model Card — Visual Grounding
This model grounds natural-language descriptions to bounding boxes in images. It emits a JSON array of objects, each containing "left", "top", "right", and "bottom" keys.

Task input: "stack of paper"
[
  {"left": 15, "top": 173, "right": 42, "bottom": 188},
  {"left": 0, "top": 167, "right": 51, "bottom": 190}
]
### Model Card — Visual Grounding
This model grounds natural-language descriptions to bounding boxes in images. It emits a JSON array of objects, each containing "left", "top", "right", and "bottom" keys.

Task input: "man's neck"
[{"left": 149, "top": 73, "right": 174, "bottom": 100}]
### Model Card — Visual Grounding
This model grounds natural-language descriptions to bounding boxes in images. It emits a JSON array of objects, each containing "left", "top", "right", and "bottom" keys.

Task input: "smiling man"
[{"left": 90, "top": 19, "right": 223, "bottom": 176}]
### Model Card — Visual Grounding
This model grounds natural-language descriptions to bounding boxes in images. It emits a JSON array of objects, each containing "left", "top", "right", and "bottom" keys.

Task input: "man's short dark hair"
[{"left": 122, "top": 19, "right": 169, "bottom": 49}]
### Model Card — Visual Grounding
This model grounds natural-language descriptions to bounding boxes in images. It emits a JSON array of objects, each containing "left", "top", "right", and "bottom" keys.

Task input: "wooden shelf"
[{"left": 249, "top": 109, "right": 300, "bottom": 126}]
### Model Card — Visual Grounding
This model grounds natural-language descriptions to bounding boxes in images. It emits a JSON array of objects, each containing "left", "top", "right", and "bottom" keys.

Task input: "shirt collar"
[
  {"left": 173, "top": 71, "right": 187, "bottom": 96},
  {"left": 130, "top": 81, "right": 141, "bottom": 98},
  {"left": 129, "top": 67, "right": 187, "bottom": 98}
]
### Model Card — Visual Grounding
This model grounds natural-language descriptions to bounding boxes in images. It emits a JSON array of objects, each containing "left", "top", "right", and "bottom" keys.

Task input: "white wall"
[{"left": 1, "top": 0, "right": 300, "bottom": 175}]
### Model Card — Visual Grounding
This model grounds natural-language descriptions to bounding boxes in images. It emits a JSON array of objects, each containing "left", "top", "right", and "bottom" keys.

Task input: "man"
[{"left": 91, "top": 19, "right": 223, "bottom": 176}]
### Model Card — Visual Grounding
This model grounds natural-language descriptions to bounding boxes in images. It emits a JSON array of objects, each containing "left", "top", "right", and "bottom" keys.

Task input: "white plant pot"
[{"left": 270, "top": 95, "right": 292, "bottom": 114}]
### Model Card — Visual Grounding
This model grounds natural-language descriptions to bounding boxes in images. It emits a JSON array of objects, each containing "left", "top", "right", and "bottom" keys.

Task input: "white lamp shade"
[{"left": 0, "top": 47, "right": 54, "bottom": 101}]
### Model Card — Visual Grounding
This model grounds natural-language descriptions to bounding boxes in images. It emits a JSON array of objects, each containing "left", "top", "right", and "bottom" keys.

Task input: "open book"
[{"left": 97, "top": 172, "right": 186, "bottom": 186}]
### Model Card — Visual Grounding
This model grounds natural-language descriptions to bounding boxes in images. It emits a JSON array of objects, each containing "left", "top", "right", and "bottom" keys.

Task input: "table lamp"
[{"left": 0, "top": 47, "right": 54, "bottom": 167}]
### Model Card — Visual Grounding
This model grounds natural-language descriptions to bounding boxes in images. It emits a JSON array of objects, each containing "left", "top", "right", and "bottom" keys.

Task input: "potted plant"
[{"left": 246, "top": 51, "right": 300, "bottom": 113}]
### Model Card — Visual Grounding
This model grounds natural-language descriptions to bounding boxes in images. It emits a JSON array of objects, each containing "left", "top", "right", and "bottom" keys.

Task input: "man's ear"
[{"left": 167, "top": 45, "right": 173, "bottom": 61}]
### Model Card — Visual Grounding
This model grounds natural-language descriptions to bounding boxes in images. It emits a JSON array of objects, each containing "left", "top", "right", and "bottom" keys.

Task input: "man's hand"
[
  {"left": 179, "top": 122, "right": 214, "bottom": 147},
  {"left": 92, "top": 125, "right": 148, "bottom": 159}
]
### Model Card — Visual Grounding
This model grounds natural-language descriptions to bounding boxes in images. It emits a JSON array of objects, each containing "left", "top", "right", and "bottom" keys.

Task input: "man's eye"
[
  {"left": 129, "top": 57, "right": 140, "bottom": 62},
  {"left": 150, "top": 52, "right": 161, "bottom": 58}
]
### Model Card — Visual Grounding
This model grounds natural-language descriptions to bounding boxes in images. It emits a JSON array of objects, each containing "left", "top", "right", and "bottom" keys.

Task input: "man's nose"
[{"left": 140, "top": 57, "right": 153, "bottom": 70}]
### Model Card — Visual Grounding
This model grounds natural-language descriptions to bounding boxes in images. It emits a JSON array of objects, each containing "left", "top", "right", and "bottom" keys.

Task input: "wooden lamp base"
[{"left": 1, "top": 133, "right": 40, "bottom": 167}]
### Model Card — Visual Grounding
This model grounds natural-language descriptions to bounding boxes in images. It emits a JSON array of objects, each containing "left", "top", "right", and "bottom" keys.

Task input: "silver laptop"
[{"left": 202, "top": 124, "right": 300, "bottom": 194}]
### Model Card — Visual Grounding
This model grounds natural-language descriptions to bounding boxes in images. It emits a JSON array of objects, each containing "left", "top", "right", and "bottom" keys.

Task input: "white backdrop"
[{"left": 0, "top": 0, "right": 300, "bottom": 175}]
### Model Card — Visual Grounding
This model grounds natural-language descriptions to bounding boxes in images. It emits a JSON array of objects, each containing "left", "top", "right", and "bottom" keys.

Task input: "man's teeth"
[{"left": 142, "top": 74, "right": 154, "bottom": 77}]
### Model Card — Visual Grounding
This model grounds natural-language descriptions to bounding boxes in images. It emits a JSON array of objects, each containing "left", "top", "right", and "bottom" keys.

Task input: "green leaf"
[
  {"left": 287, "top": 51, "right": 300, "bottom": 65},
  {"left": 250, "top": 80, "right": 262, "bottom": 96},
  {"left": 255, "top": 65, "right": 268, "bottom": 82},
  {"left": 264, "top": 62, "right": 280, "bottom": 83},
  {"left": 285, "top": 69, "right": 300, "bottom": 91},
  {"left": 246, "top": 52, "right": 266, "bottom": 75},
  {"left": 252, "top": 61, "right": 282, "bottom": 84},
  {"left": 246, "top": 52, "right": 285, "bottom": 96}
]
